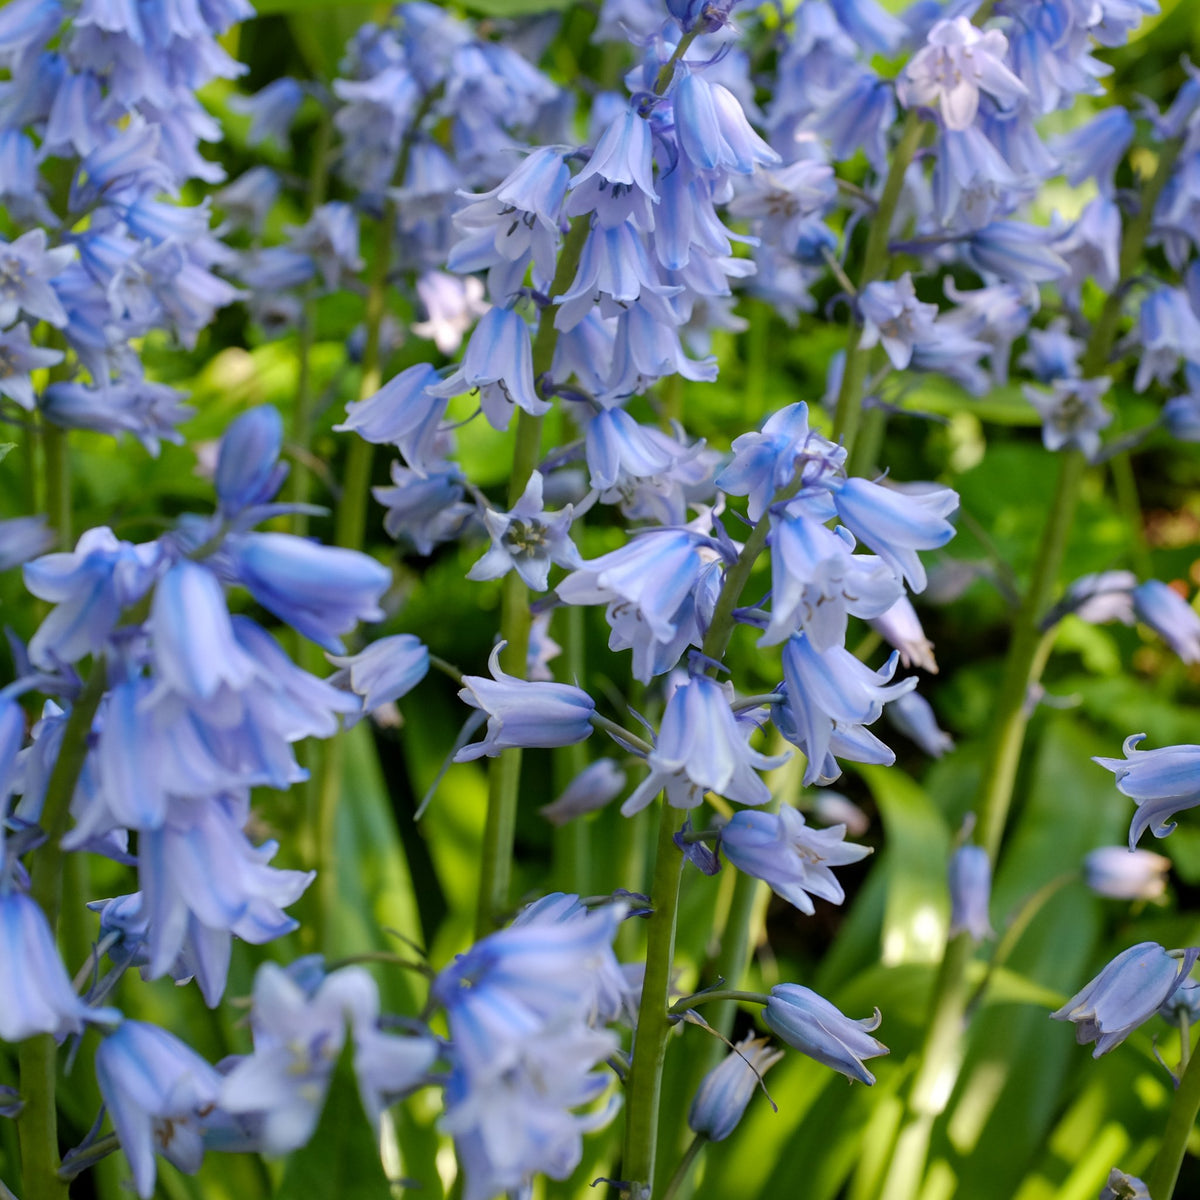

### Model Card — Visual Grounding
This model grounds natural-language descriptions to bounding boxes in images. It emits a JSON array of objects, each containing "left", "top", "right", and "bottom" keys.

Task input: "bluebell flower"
[
  {"left": 90, "top": 892, "right": 233, "bottom": 1009},
  {"left": 0, "top": 229, "right": 73, "bottom": 328},
  {"left": 326, "top": 633, "right": 429, "bottom": 718},
  {"left": 412, "top": 271, "right": 489, "bottom": 355},
  {"left": 454, "top": 643, "right": 594, "bottom": 761},
  {"left": 1132, "top": 287, "right": 1200, "bottom": 393},
  {"left": 433, "top": 895, "right": 628, "bottom": 1052},
  {"left": 940, "top": 279, "right": 1034, "bottom": 387},
  {"left": 931, "top": 125, "right": 1023, "bottom": 232},
  {"left": 964, "top": 220, "right": 1068, "bottom": 285},
  {"left": 1056, "top": 198, "right": 1120, "bottom": 306},
  {"left": 1018, "top": 318, "right": 1084, "bottom": 382},
  {"left": 0, "top": 323, "right": 63, "bottom": 410},
  {"left": 95, "top": 1020, "right": 223, "bottom": 1198},
  {"left": 219, "top": 962, "right": 437, "bottom": 1155},
  {"left": 1083, "top": 847, "right": 1170, "bottom": 901},
  {"left": 148, "top": 561, "right": 258, "bottom": 702},
  {"left": 947, "top": 844, "right": 993, "bottom": 940},
  {"left": 726, "top": 160, "right": 836, "bottom": 252},
  {"left": 716, "top": 402, "right": 845, "bottom": 523},
  {"left": 24, "top": 527, "right": 163, "bottom": 668},
  {"left": 468, "top": 470, "right": 583, "bottom": 592},
  {"left": 540, "top": 759, "right": 627, "bottom": 825},
  {"left": 887, "top": 691, "right": 954, "bottom": 758},
  {"left": 828, "top": 0, "right": 907, "bottom": 54},
  {"left": 584, "top": 407, "right": 680, "bottom": 493},
  {"left": 829, "top": 478, "right": 958, "bottom": 593},
  {"left": 556, "top": 221, "right": 680, "bottom": 332},
  {"left": 335, "top": 363, "right": 448, "bottom": 469},
  {"left": 1051, "top": 942, "right": 1199, "bottom": 1057},
  {"left": 450, "top": 147, "right": 569, "bottom": 296},
  {"left": 763, "top": 984, "right": 888, "bottom": 1084},
  {"left": 689, "top": 1036, "right": 784, "bottom": 1142},
  {"left": 673, "top": 72, "right": 780, "bottom": 176},
  {"left": 228, "top": 77, "right": 304, "bottom": 146},
  {"left": 558, "top": 525, "right": 722, "bottom": 647},
  {"left": 1132, "top": 580, "right": 1200, "bottom": 663},
  {"left": 237, "top": 245, "right": 315, "bottom": 291},
  {"left": 775, "top": 635, "right": 915, "bottom": 786},
  {"left": 603, "top": 297, "right": 719, "bottom": 399},
  {"left": 442, "top": 1021, "right": 619, "bottom": 1200},
  {"left": 0, "top": 889, "right": 118, "bottom": 1041},
  {"left": 858, "top": 275, "right": 941, "bottom": 369},
  {"left": 1055, "top": 570, "right": 1136, "bottom": 627},
  {"left": 137, "top": 791, "right": 314, "bottom": 986},
  {"left": 898, "top": 18, "right": 1027, "bottom": 130},
  {"left": 567, "top": 105, "right": 658, "bottom": 231},
  {"left": 42, "top": 377, "right": 193, "bottom": 456},
  {"left": 868, "top": 596, "right": 938, "bottom": 673},
  {"left": 1052, "top": 107, "right": 1134, "bottom": 196},
  {"left": 720, "top": 805, "right": 870, "bottom": 914},
  {"left": 214, "top": 166, "right": 281, "bottom": 233},
  {"left": 430, "top": 306, "right": 548, "bottom": 431},
  {"left": 226, "top": 532, "right": 391, "bottom": 653},
  {"left": 0, "top": 515, "right": 54, "bottom": 571},
  {"left": 1160, "top": 978, "right": 1200, "bottom": 1028},
  {"left": 374, "top": 461, "right": 475, "bottom": 555},
  {"left": 1166, "top": 392, "right": 1200, "bottom": 447},
  {"left": 214, "top": 406, "right": 287, "bottom": 517},
  {"left": 621, "top": 675, "right": 788, "bottom": 815},
  {"left": 1024, "top": 377, "right": 1114, "bottom": 459},
  {"left": 1098, "top": 1168, "right": 1150, "bottom": 1200},
  {"left": 763, "top": 510, "right": 901, "bottom": 650},
  {"left": 68, "top": 121, "right": 178, "bottom": 212},
  {"left": 813, "top": 70, "right": 897, "bottom": 172},
  {"left": 286, "top": 202, "right": 364, "bottom": 291},
  {"left": 1094, "top": 735, "right": 1200, "bottom": 847}
]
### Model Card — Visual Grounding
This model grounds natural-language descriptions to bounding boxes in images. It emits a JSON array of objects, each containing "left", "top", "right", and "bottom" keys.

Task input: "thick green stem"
[
  {"left": 552, "top": 604, "right": 590, "bottom": 896},
  {"left": 622, "top": 800, "right": 685, "bottom": 1198},
  {"left": 288, "top": 112, "right": 334, "bottom": 531},
  {"left": 831, "top": 110, "right": 923, "bottom": 457},
  {"left": 474, "top": 221, "right": 589, "bottom": 936},
  {"left": 42, "top": 424, "right": 71, "bottom": 552},
  {"left": 1146, "top": 1035, "right": 1200, "bottom": 1200},
  {"left": 701, "top": 513, "right": 772, "bottom": 664},
  {"left": 17, "top": 662, "right": 107, "bottom": 1200}
]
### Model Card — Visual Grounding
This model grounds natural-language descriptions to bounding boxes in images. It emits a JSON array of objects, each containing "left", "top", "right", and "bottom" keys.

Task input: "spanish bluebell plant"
[{"left": 3, "top": 0, "right": 1200, "bottom": 1198}]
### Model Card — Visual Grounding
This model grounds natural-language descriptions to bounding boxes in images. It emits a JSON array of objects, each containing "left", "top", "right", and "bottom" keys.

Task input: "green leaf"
[
  {"left": 274, "top": 1033, "right": 394, "bottom": 1200},
  {"left": 858, "top": 764, "right": 952, "bottom": 966},
  {"left": 0, "top": 442, "right": 15, "bottom": 462}
]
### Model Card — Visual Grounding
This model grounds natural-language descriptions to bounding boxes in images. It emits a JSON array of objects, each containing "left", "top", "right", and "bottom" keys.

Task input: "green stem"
[
  {"left": 474, "top": 221, "right": 589, "bottom": 937},
  {"left": 18, "top": 661, "right": 107, "bottom": 1200},
  {"left": 288, "top": 111, "right": 334, "bottom": 532},
  {"left": 661, "top": 1134, "right": 707, "bottom": 1200},
  {"left": 42, "top": 423, "right": 70, "bottom": 553},
  {"left": 333, "top": 198, "right": 397, "bottom": 555},
  {"left": 621, "top": 799, "right": 686, "bottom": 1199},
  {"left": 553, "top": 604, "right": 590, "bottom": 896},
  {"left": 831, "top": 110, "right": 923, "bottom": 458},
  {"left": 700, "top": 512, "right": 771, "bottom": 664},
  {"left": 877, "top": 130, "right": 1186, "bottom": 1200},
  {"left": 964, "top": 872, "right": 1077, "bottom": 1018},
  {"left": 1146, "top": 1036, "right": 1200, "bottom": 1200},
  {"left": 667, "top": 988, "right": 769, "bottom": 1016},
  {"left": 1110, "top": 450, "right": 1152, "bottom": 580}
]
